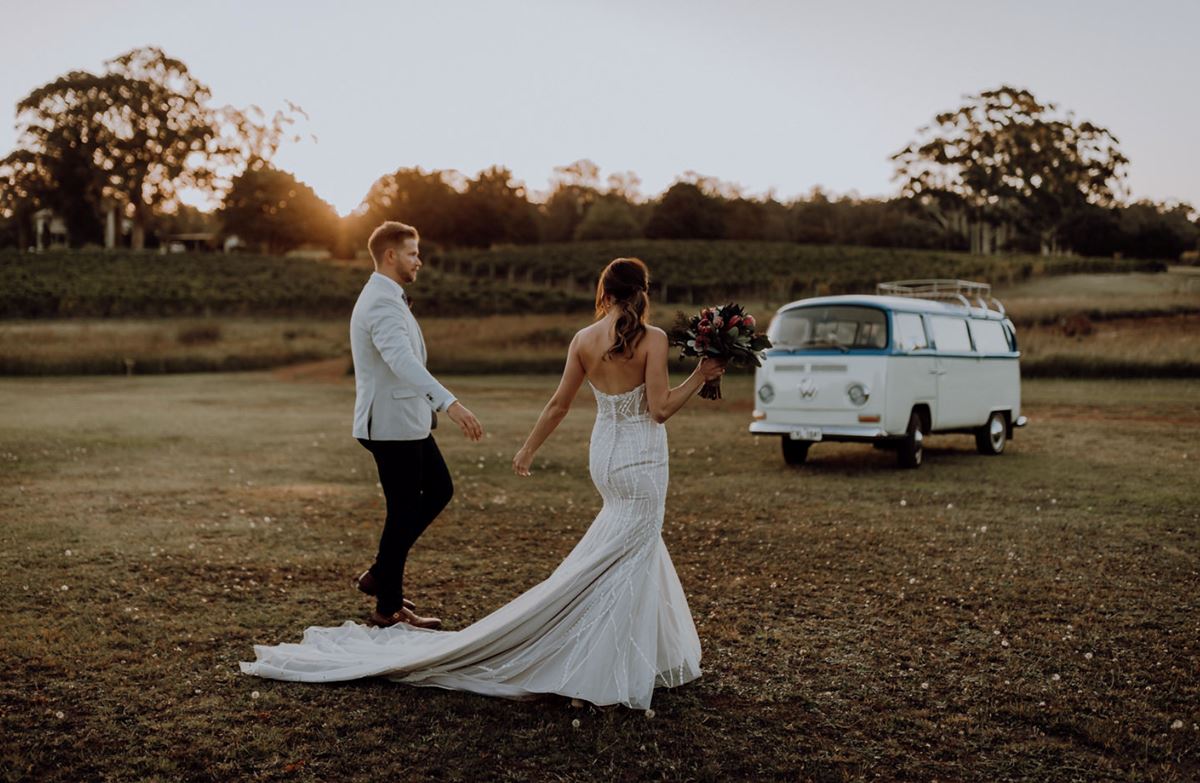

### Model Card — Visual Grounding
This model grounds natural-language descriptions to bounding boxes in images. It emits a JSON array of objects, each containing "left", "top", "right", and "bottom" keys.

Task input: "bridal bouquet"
[{"left": 669, "top": 303, "right": 772, "bottom": 400}]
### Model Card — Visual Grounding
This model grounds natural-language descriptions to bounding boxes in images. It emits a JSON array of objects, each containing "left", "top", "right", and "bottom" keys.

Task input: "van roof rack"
[{"left": 876, "top": 279, "right": 1005, "bottom": 316}]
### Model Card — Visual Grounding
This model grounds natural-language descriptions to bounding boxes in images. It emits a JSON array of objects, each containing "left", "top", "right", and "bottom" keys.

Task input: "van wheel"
[
  {"left": 975, "top": 411, "right": 1007, "bottom": 455},
  {"left": 781, "top": 438, "right": 810, "bottom": 465},
  {"left": 897, "top": 410, "right": 925, "bottom": 469}
]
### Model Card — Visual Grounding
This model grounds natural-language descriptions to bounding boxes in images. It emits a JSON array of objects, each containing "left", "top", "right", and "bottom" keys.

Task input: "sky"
[{"left": 2, "top": 0, "right": 1197, "bottom": 216}]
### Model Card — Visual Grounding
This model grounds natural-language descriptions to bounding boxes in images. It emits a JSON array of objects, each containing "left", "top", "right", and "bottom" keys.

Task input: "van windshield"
[{"left": 769, "top": 306, "right": 888, "bottom": 351}]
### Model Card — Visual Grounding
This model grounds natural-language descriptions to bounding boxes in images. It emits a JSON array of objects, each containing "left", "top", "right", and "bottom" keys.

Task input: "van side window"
[
  {"left": 969, "top": 319, "right": 1011, "bottom": 354},
  {"left": 894, "top": 313, "right": 929, "bottom": 351},
  {"left": 929, "top": 315, "right": 973, "bottom": 352}
]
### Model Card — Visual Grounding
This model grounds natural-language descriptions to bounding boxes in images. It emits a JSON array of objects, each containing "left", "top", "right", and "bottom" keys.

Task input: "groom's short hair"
[{"left": 368, "top": 221, "right": 420, "bottom": 266}]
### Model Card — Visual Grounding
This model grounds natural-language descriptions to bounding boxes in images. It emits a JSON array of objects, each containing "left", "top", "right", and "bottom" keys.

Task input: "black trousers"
[{"left": 357, "top": 435, "right": 454, "bottom": 614}]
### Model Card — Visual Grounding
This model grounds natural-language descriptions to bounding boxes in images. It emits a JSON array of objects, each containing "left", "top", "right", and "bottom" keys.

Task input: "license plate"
[{"left": 789, "top": 428, "right": 822, "bottom": 441}]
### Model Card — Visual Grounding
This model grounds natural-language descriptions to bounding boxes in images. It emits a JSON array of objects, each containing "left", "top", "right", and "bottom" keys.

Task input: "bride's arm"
[
  {"left": 513, "top": 334, "right": 587, "bottom": 476},
  {"left": 644, "top": 328, "right": 725, "bottom": 424}
]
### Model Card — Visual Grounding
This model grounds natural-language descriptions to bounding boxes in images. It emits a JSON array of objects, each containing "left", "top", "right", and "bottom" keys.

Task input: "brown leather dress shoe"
[
  {"left": 353, "top": 570, "right": 415, "bottom": 611},
  {"left": 366, "top": 607, "right": 443, "bottom": 630}
]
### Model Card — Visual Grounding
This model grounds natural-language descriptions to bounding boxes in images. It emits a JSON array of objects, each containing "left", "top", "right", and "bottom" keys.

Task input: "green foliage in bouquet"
[{"left": 669, "top": 303, "right": 772, "bottom": 399}]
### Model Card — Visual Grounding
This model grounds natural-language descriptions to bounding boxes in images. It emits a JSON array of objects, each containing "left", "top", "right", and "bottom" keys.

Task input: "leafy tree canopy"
[
  {"left": 2, "top": 47, "right": 298, "bottom": 248},
  {"left": 893, "top": 85, "right": 1129, "bottom": 250}
]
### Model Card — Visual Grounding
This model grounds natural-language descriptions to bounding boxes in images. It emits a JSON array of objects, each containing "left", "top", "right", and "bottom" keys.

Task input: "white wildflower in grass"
[
  {"left": 920, "top": 682, "right": 929, "bottom": 690},
  {"left": 64, "top": 549, "right": 72, "bottom": 556},
  {"left": 1051, "top": 673, "right": 1061, "bottom": 681},
  {"left": 946, "top": 503, "right": 954, "bottom": 510},
  {"left": 899, "top": 499, "right": 907, "bottom": 507},
  {"left": 263, "top": 516, "right": 272, "bottom": 523},
  {"left": 251, "top": 691, "right": 260, "bottom": 700},
  {"left": 571, "top": 718, "right": 581, "bottom": 729},
  {"left": 1170, "top": 719, "right": 1183, "bottom": 730},
  {"left": 60, "top": 585, "right": 69, "bottom": 591},
  {"left": 1001, "top": 639, "right": 1010, "bottom": 648},
  {"left": 1084, "top": 652, "right": 1093, "bottom": 660},
  {"left": 645, "top": 709, "right": 655, "bottom": 719},
  {"left": 55, "top": 711, "right": 64, "bottom": 719},
  {"left": 980, "top": 525, "right": 988, "bottom": 533}
]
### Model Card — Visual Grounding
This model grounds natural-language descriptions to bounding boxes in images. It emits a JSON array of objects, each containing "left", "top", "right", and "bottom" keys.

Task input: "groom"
[{"left": 350, "top": 221, "right": 484, "bottom": 629}]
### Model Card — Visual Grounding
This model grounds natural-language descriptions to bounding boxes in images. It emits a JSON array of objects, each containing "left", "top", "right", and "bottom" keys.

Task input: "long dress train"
[{"left": 239, "top": 383, "right": 701, "bottom": 710}]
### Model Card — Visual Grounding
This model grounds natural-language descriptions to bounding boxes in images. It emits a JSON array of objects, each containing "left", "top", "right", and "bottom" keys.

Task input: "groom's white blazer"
[{"left": 350, "top": 272, "right": 456, "bottom": 441}]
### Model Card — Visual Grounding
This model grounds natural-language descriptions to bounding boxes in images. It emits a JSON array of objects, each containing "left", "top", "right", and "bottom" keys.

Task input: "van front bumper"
[{"left": 749, "top": 421, "right": 891, "bottom": 442}]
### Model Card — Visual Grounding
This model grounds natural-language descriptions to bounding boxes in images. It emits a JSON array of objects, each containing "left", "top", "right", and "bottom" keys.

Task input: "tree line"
[{"left": 1, "top": 49, "right": 1196, "bottom": 261}]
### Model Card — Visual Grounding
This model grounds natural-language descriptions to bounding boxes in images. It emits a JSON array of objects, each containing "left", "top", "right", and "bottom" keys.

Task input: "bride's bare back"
[
  {"left": 574, "top": 314, "right": 656, "bottom": 395},
  {"left": 511, "top": 311, "right": 724, "bottom": 476}
]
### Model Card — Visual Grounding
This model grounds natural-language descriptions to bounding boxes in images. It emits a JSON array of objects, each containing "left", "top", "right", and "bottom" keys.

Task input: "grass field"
[
  {"left": 4, "top": 268, "right": 1200, "bottom": 378},
  {"left": 1, "top": 372, "right": 1197, "bottom": 781},
  {"left": 997, "top": 269, "right": 1200, "bottom": 325}
]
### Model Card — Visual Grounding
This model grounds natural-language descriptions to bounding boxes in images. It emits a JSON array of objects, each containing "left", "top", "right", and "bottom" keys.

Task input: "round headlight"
[
  {"left": 847, "top": 383, "right": 869, "bottom": 406},
  {"left": 758, "top": 383, "right": 776, "bottom": 403}
]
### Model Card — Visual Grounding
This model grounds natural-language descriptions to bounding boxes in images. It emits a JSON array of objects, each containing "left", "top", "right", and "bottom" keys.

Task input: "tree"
[
  {"left": 1119, "top": 201, "right": 1199, "bottom": 260},
  {"left": 893, "top": 85, "right": 1129, "bottom": 254},
  {"left": 574, "top": 197, "right": 641, "bottom": 240},
  {"left": 457, "top": 166, "right": 539, "bottom": 247},
  {"left": 219, "top": 160, "right": 339, "bottom": 254},
  {"left": 540, "top": 159, "right": 601, "bottom": 242},
  {"left": 644, "top": 182, "right": 725, "bottom": 239},
  {"left": 6, "top": 47, "right": 294, "bottom": 249},
  {"left": 349, "top": 167, "right": 463, "bottom": 250},
  {"left": 0, "top": 149, "right": 55, "bottom": 249},
  {"left": 0, "top": 132, "right": 105, "bottom": 248}
]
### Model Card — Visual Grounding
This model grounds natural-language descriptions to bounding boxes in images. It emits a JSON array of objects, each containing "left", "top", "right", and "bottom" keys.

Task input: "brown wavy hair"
[{"left": 595, "top": 257, "right": 650, "bottom": 360}]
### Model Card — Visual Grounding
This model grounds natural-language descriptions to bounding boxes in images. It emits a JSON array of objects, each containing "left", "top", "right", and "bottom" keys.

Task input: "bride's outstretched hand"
[
  {"left": 698, "top": 357, "right": 727, "bottom": 381},
  {"left": 513, "top": 447, "right": 534, "bottom": 477}
]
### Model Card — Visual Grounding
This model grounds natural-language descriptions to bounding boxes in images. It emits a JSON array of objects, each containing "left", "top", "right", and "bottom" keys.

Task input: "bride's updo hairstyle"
[{"left": 595, "top": 257, "right": 650, "bottom": 360}]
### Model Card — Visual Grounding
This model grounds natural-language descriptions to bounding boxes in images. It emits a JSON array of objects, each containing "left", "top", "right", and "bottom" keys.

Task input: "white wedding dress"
[{"left": 240, "top": 383, "right": 702, "bottom": 710}]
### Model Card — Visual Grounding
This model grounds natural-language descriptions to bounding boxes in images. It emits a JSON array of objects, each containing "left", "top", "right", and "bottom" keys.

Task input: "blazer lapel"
[{"left": 403, "top": 299, "right": 428, "bottom": 365}]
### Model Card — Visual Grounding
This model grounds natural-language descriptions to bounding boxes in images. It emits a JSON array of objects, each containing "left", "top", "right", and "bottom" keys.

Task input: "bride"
[{"left": 240, "top": 257, "right": 726, "bottom": 710}]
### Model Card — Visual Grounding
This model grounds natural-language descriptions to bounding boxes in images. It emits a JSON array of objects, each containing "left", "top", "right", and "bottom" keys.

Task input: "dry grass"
[
  {"left": 4, "top": 270, "right": 1200, "bottom": 379},
  {"left": 1, "top": 372, "right": 1197, "bottom": 782},
  {"left": 1020, "top": 315, "right": 1200, "bottom": 377},
  {"left": 997, "top": 270, "right": 1200, "bottom": 325},
  {"left": 0, "top": 314, "right": 604, "bottom": 376},
  {"left": 0, "top": 319, "right": 345, "bottom": 375}
]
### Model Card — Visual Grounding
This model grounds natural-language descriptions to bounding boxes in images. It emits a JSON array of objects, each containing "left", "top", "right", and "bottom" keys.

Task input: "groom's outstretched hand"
[{"left": 447, "top": 401, "right": 484, "bottom": 441}]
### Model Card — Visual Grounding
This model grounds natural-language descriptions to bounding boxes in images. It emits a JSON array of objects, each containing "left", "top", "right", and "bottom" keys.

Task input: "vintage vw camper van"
[{"left": 749, "top": 280, "right": 1027, "bottom": 468}]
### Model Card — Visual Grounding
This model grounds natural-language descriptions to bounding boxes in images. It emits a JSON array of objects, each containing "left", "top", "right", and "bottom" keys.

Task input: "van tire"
[
  {"left": 975, "top": 411, "right": 1007, "bottom": 455},
  {"left": 897, "top": 410, "right": 925, "bottom": 469},
  {"left": 781, "top": 438, "right": 810, "bottom": 465}
]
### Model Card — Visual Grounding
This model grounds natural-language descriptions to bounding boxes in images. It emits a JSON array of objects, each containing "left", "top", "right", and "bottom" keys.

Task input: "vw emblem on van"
[{"left": 798, "top": 378, "right": 818, "bottom": 399}]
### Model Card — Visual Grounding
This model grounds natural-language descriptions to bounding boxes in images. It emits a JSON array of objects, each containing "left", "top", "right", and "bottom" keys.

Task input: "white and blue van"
[{"left": 749, "top": 280, "right": 1028, "bottom": 468}]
